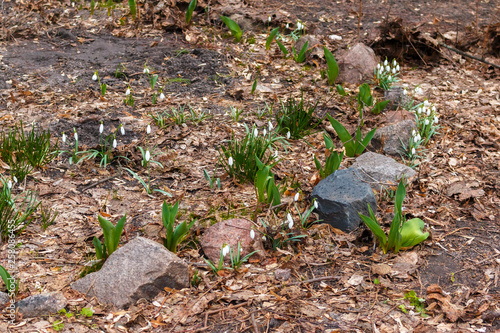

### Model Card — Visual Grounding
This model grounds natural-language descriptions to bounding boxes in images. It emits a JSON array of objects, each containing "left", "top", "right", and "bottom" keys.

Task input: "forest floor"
[{"left": 0, "top": 0, "right": 499, "bottom": 332}]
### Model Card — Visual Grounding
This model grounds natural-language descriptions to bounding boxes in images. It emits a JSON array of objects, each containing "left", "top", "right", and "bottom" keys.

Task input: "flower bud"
[
  {"left": 112, "top": 138, "right": 117, "bottom": 149},
  {"left": 125, "top": 88, "right": 131, "bottom": 96},
  {"left": 411, "top": 147, "right": 416, "bottom": 155},
  {"left": 146, "top": 124, "right": 151, "bottom": 134},
  {"left": 424, "top": 119, "right": 429, "bottom": 125},
  {"left": 145, "top": 150, "right": 150, "bottom": 162},
  {"left": 120, "top": 125, "right": 125, "bottom": 136},
  {"left": 294, "top": 193, "right": 299, "bottom": 201},
  {"left": 99, "top": 121, "right": 104, "bottom": 134},
  {"left": 159, "top": 92, "right": 165, "bottom": 100},
  {"left": 92, "top": 72, "right": 97, "bottom": 81},
  {"left": 62, "top": 133, "right": 66, "bottom": 143},
  {"left": 286, "top": 131, "right": 290, "bottom": 139},
  {"left": 250, "top": 229, "right": 255, "bottom": 239},
  {"left": 384, "top": 59, "right": 388, "bottom": 66},
  {"left": 228, "top": 156, "right": 233, "bottom": 166}
]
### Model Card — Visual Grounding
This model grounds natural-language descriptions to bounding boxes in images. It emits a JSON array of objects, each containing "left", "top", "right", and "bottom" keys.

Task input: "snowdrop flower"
[
  {"left": 411, "top": 147, "right": 416, "bottom": 155},
  {"left": 92, "top": 72, "right": 97, "bottom": 81},
  {"left": 388, "top": 75, "right": 392, "bottom": 81},
  {"left": 222, "top": 244, "right": 230, "bottom": 257},
  {"left": 159, "top": 92, "right": 165, "bottom": 100},
  {"left": 294, "top": 192, "right": 299, "bottom": 202},
  {"left": 385, "top": 65, "right": 390, "bottom": 72},
  {"left": 286, "top": 23, "right": 289, "bottom": 29},
  {"left": 268, "top": 16, "right": 271, "bottom": 22},
  {"left": 393, "top": 59, "right": 397, "bottom": 66},
  {"left": 74, "top": 131, "right": 78, "bottom": 141},
  {"left": 414, "top": 87, "right": 423, "bottom": 95},
  {"left": 145, "top": 149, "right": 150, "bottom": 162},
  {"left": 433, "top": 116, "right": 439, "bottom": 124},
  {"left": 120, "top": 125, "right": 125, "bottom": 136},
  {"left": 273, "top": 150, "right": 278, "bottom": 158},
  {"left": 392, "top": 68, "right": 396, "bottom": 74},
  {"left": 424, "top": 119, "right": 430, "bottom": 125},
  {"left": 62, "top": 132, "right": 67, "bottom": 143},
  {"left": 253, "top": 128, "right": 258, "bottom": 137},
  {"left": 426, "top": 108, "right": 431, "bottom": 116},
  {"left": 99, "top": 121, "right": 104, "bottom": 134},
  {"left": 268, "top": 121, "right": 273, "bottom": 131},
  {"left": 286, "top": 131, "right": 290, "bottom": 139},
  {"left": 403, "top": 89, "right": 407, "bottom": 95},
  {"left": 262, "top": 236, "right": 266, "bottom": 241},
  {"left": 13, "top": 176, "right": 17, "bottom": 184},
  {"left": 384, "top": 59, "right": 388, "bottom": 66},
  {"left": 396, "top": 64, "right": 400, "bottom": 71},
  {"left": 287, "top": 213, "right": 293, "bottom": 229},
  {"left": 313, "top": 200, "right": 318, "bottom": 209},
  {"left": 228, "top": 156, "right": 233, "bottom": 166},
  {"left": 263, "top": 129, "right": 267, "bottom": 137},
  {"left": 377, "top": 63, "right": 381, "bottom": 69},
  {"left": 378, "top": 68, "right": 383, "bottom": 75},
  {"left": 424, "top": 100, "right": 430, "bottom": 107},
  {"left": 412, "top": 129, "right": 416, "bottom": 137},
  {"left": 250, "top": 229, "right": 255, "bottom": 239},
  {"left": 7, "top": 180, "right": 12, "bottom": 189},
  {"left": 125, "top": 88, "right": 131, "bottom": 96},
  {"left": 143, "top": 67, "right": 149, "bottom": 74},
  {"left": 112, "top": 138, "right": 117, "bottom": 149},
  {"left": 417, "top": 107, "right": 423, "bottom": 114},
  {"left": 146, "top": 124, "right": 151, "bottom": 134},
  {"left": 431, "top": 105, "right": 436, "bottom": 113},
  {"left": 297, "top": 21, "right": 304, "bottom": 30}
]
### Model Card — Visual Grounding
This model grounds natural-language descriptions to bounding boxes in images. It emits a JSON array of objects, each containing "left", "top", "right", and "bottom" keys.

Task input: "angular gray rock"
[
  {"left": 274, "top": 269, "right": 291, "bottom": 282},
  {"left": 0, "top": 291, "right": 10, "bottom": 306},
  {"left": 371, "top": 119, "right": 416, "bottom": 156},
  {"left": 16, "top": 292, "right": 67, "bottom": 317},
  {"left": 72, "top": 237, "right": 189, "bottom": 308},
  {"left": 351, "top": 152, "right": 417, "bottom": 191},
  {"left": 336, "top": 43, "right": 378, "bottom": 84},
  {"left": 201, "top": 218, "right": 264, "bottom": 264},
  {"left": 384, "top": 87, "right": 411, "bottom": 111},
  {"left": 311, "top": 168, "right": 377, "bottom": 232}
]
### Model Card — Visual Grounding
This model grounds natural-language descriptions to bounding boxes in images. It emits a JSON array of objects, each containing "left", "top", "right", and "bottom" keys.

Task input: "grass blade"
[
  {"left": 266, "top": 27, "right": 279, "bottom": 50},
  {"left": 323, "top": 47, "right": 339, "bottom": 85},
  {"left": 185, "top": 0, "right": 197, "bottom": 24}
]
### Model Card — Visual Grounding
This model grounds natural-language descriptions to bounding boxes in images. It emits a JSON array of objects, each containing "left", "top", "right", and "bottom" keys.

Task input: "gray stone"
[
  {"left": 72, "top": 237, "right": 189, "bottom": 308},
  {"left": 336, "top": 43, "right": 378, "bottom": 84},
  {"left": 228, "top": 14, "right": 255, "bottom": 32},
  {"left": 274, "top": 269, "right": 291, "bottom": 282},
  {"left": 0, "top": 291, "right": 10, "bottom": 305},
  {"left": 351, "top": 152, "right": 417, "bottom": 191},
  {"left": 16, "top": 292, "right": 67, "bottom": 317},
  {"left": 311, "top": 168, "right": 377, "bottom": 232},
  {"left": 294, "top": 35, "right": 322, "bottom": 58},
  {"left": 371, "top": 119, "right": 416, "bottom": 156},
  {"left": 383, "top": 87, "right": 411, "bottom": 111},
  {"left": 201, "top": 218, "right": 264, "bottom": 264}
]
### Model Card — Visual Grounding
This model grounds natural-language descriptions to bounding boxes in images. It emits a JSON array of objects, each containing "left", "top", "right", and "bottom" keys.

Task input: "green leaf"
[
  {"left": 0, "top": 265, "right": 15, "bottom": 294},
  {"left": 220, "top": 15, "right": 242, "bottom": 42},
  {"left": 327, "top": 115, "right": 355, "bottom": 157},
  {"left": 355, "top": 127, "right": 377, "bottom": 156},
  {"left": 266, "top": 27, "right": 279, "bottom": 50},
  {"left": 128, "top": 0, "right": 136, "bottom": 18},
  {"left": 372, "top": 100, "right": 390, "bottom": 114},
  {"left": 295, "top": 41, "right": 308, "bottom": 63},
  {"left": 251, "top": 78, "right": 257, "bottom": 94},
  {"left": 93, "top": 237, "right": 103, "bottom": 260},
  {"left": 323, "top": 47, "right": 339, "bottom": 85},
  {"left": 111, "top": 215, "right": 126, "bottom": 255},
  {"left": 276, "top": 40, "right": 288, "bottom": 57},
  {"left": 336, "top": 84, "right": 347, "bottom": 96},
  {"left": 185, "top": 0, "right": 197, "bottom": 24},
  {"left": 359, "top": 205, "right": 387, "bottom": 250},
  {"left": 90, "top": 0, "right": 95, "bottom": 15},
  {"left": 400, "top": 218, "right": 429, "bottom": 248}
]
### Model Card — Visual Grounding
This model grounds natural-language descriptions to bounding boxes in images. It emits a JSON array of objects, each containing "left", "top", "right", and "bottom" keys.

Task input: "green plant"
[
  {"left": 124, "top": 86, "right": 134, "bottom": 106},
  {"left": 259, "top": 217, "right": 307, "bottom": 250},
  {"left": 53, "top": 320, "right": 64, "bottom": 331},
  {"left": 80, "top": 307, "right": 94, "bottom": 317},
  {"left": 375, "top": 58, "right": 400, "bottom": 91},
  {"left": 128, "top": 0, "right": 136, "bottom": 17},
  {"left": 0, "top": 176, "right": 40, "bottom": 240},
  {"left": 254, "top": 156, "right": 281, "bottom": 207},
  {"left": 218, "top": 124, "right": 284, "bottom": 183},
  {"left": 58, "top": 309, "right": 74, "bottom": 319},
  {"left": 275, "top": 94, "right": 322, "bottom": 140},
  {"left": 92, "top": 71, "right": 107, "bottom": 96},
  {"left": 161, "top": 201, "right": 196, "bottom": 253},
  {"left": 0, "top": 264, "right": 18, "bottom": 295},
  {"left": 39, "top": 204, "right": 58, "bottom": 230},
  {"left": 358, "top": 180, "right": 429, "bottom": 254},
  {"left": 191, "top": 269, "right": 201, "bottom": 286},
  {"left": 149, "top": 111, "right": 169, "bottom": 129},
  {"left": 275, "top": 40, "right": 289, "bottom": 57},
  {"left": 125, "top": 146, "right": 170, "bottom": 196},
  {"left": 185, "top": 0, "right": 197, "bottom": 24},
  {"left": 295, "top": 200, "right": 321, "bottom": 229},
  {"left": 314, "top": 132, "right": 344, "bottom": 179},
  {"left": 251, "top": 78, "right": 257, "bottom": 95},
  {"left": 255, "top": 102, "right": 273, "bottom": 120},
  {"left": 327, "top": 115, "right": 376, "bottom": 157},
  {"left": 323, "top": 47, "right": 339, "bottom": 85},
  {"left": 93, "top": 214, "right": 126, "bottom": 261},
  {"left": 266, "top": 27, "right": 279, "bottom": 50},
  {"left": 357, "top": 84, "right": 389, "bottom": 124},
  {"left": 115, "top": 63, "right": 126, "bottom": 79},
  {"left": 204, "top": 169, "right": 221, "bottom": 190},
  {"left": 169, "top": 105, "right": 189, "bottom": 125},
  {"left": 292, "top": 41, "right": 308, "bottom": 63},
  {"left": 187, "top": 106, "right": 210, "bottom": 125},
  {"left": 220, "top": 15, "right": 242, "bottom": 42},
  {"left": 403, "top": 290, "right": 428, "bottom": 317},
  {"left": 80, "top": 122, "right": 127, "bottom": 168},
  {"left": 204, "top": 245, "right": 228, "bottom": 274},
  {"left": 415, "top": 100, "right": 440, "bottom": 145},
  {"left": 229, "top": 242, "right": 258, "bottom": 270},
  {"left": 228, "top": 106, "right": 244, "bottom": 122}
]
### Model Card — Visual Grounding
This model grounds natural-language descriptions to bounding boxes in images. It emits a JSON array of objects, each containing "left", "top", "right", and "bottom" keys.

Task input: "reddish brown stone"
[{"left": 336, "top": 43, "right": 378, "bottom": 84}]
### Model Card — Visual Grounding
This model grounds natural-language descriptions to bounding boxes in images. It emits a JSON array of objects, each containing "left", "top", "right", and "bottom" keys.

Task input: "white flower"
[
  {"left": 392, "top": 68, "right": 396, "bottom": 74},
  {"left": 222, "top": 244, "right": 230, "bottom": 257},
  {"left": 254, "top": 128, "right": 258, "bottom": 137},
  {"left": 388, "top": 75, "right": 392, "bottom": 81},
  {"left": 62, "top": 133, "right": 66, "bottom": 143},
  {"left": 377, "top": 63, "right": 381, "bottom": 69},
  {"left": 250, "top": 229, "right": 255, "bottom": 239},
  {"left": 268, "top": 16, "right": 271, "bottom": 22},
  {"left": 294, "top": 193, "right": 299, "bottom": 201},
  {"left": 424, "top": 100, "right": 430, "bottom": 107},
  {"left": 393, "top": 59, "right": 397, "bottom": 66},
  {"left": 92, "top": 72, "right": 97, "bottom": 81},
  {"left": 159, "top": 92, "right": 165, "bottom": 100},
  {"left": 286, "top": 23, "right": 289, "bottom": 29},
  {"left": 120, "top": 125, "right": 125, "bottom": 136},
  {"left": 403, "top": 89, "right": 407, "bottom": 95},
  {"left": 426, "top": 108, "right": 431, "bottom": 116},
  {"left": 74, "top": 131, "right": 78, "bottom": 141},
  {"left": 263, "top": 129, "right": 267, "bottom": 137},
  {"left": 262, "top": 236, "right": 266, "bottom": 241},
  {"left": 288, "top": 219, "right": 293, "bottom": 230},
  {"left": 431, "top": 105, "right": 436, "bottom": 112},
  {"left": 146, "top": 124, "right": 151, "bottom": 134},
  {"left": 7, "top": 180, "right": 12, "bottom": 189},
  {"left": 125, "top": 88, "right": 131, "bottom": 96},
  {"left": 412, "top": 129, "right": 416, "bottom": 137},
  {"left": 313, "top": 200, "right": 318, "bottom": 209},
  {"left": 143, "top": 67, "right": 149, "bottom": 74},
  {"left": 286, "top": 131, "right": 290, "bottom": 139},
  {"left": 411, "top": 147, "right": 416, "bottom": 155},
  {"left": 424, "top": 119, "right": 430, "bottom": 125},
  {"left": 416, "top": 134, "right": 421, "bottom": 142},
  {"left": 434, "top": 116, "right": 439, "bottom": 124},
  {"left": 384, "top": 59, "right": 388, "bottom": 66},
  {"left": 297, "top": 21, "right": 303, "bottom": 30},
  {"left": 417, "top": 107, "right": 422, "bottom": 114},
  {"left": 273, "top": 150, "right": 278, "bottom": 158},
  {"left": 379, "top": 67, "right": 383, "bottom": 75},
  {"left": 145, "top": 149, "right": 150, "bottom": 162},
  {"left": 268, "top": 121, "right": 273, "bottom": 131},
  {"left": 414, "top": 87, "right": 423, "bottom": 95},
  {"left": 112, "top": 138, "right": 117, "bottom": 149},
  {"left": 13, "top": 176, "right": 17, "bottom": 183},
  {"left": 99, "top": 122, "right": 104, "bottom": 134},
  {"left": 396, "top": 64, "right": 400, "bottom": 71},
  {"left": 385, "top": 65, "right": 390, "bottom": 72},
  {"left": 228, "top": 156, "right": 233, "bottom": 166}
]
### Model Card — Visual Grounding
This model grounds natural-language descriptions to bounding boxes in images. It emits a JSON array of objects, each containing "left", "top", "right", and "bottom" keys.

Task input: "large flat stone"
[
  {"left": 351, "top": 152, "right": 417, "bottom": 191},
  {"left": 311, "top": 168, "right": 377, "bottom": 232},
  {"left": 72, "top": 237, "right": 189, "bottom": 308},
  {"left": 371, "top": 119, "right": 416, "bottom": 156},
  {"left": 16, "top": 292, "right": 67, "bottom": 317}
]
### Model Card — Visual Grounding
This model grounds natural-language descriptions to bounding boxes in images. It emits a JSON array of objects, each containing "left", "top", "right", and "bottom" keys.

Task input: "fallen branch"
[{"left": 439, "top": 42, "right": 500, "bottom": 69}]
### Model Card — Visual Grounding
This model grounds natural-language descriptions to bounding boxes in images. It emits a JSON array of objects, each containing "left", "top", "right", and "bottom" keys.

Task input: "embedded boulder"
[
  {"left": 71, "top": 237, "right": 189, "bottom": 308},
  {"left": 371, "top": 118, "right": 416, "bottom": 156},
  {"left": 351, "top": 152, "right": 417, "bottom": 191},
  {"left": 336, "top": 43, "right": 378, "bottom": 84},
  {"left": 312, "top": 168, "right": 377, "bottom": 232},
  {"left": 16, "top": 292, "right": 67, "bottom": 317}
]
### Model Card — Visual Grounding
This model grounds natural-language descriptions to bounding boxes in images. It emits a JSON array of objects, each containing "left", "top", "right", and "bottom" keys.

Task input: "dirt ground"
[{"left": 0, "top": 0, "right": 499, "bottom": 332}]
